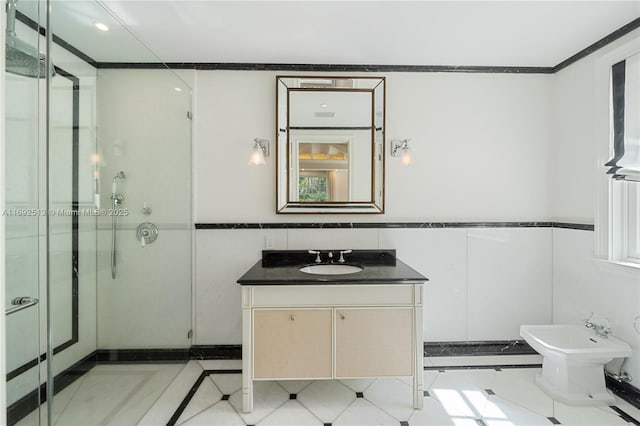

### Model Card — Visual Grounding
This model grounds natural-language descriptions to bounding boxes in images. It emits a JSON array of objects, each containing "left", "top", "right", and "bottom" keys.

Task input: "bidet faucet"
[{"left": 585, "top": 320, "right": 612, "bottom": 337}]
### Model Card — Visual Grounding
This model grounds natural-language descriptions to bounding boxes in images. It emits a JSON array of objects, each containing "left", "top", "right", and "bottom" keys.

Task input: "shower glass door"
[
  {"left": 45, "top": 1, "right": 193, "bottom": 424},
  {"left": 4, "top": 0, "right": 45, "bottom": 424}
]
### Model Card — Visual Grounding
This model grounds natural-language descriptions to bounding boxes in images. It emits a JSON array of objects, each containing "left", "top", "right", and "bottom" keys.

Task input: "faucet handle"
[
  {"left": 338, "top": 250, "right": 352, "bottom": 263},
  {"left": 308, "top": 250, "right": 321, "bottom": 263}
]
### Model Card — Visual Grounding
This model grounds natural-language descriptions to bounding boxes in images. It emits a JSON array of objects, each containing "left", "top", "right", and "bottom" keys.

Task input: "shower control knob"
[{"left": 136, "top": 222, "right": 158, "bottom": 247}]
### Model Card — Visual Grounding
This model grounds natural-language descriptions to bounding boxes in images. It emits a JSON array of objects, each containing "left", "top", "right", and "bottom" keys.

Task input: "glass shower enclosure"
[{"left": 4, "top": 1, "right": 193, "bottom": 424}]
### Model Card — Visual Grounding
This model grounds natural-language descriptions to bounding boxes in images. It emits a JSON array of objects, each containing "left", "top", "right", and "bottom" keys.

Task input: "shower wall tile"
[
  {"left": 467, "top": 228, "right": 552, "bottom": 340},
  {"left": 97, "top": 229, "right": 192, "bottom": 349}
]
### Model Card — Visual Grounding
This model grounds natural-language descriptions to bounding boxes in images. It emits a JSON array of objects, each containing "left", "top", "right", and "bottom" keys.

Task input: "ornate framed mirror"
[{"left": 276, "top": 76, "right": 385, "bottom": 214}]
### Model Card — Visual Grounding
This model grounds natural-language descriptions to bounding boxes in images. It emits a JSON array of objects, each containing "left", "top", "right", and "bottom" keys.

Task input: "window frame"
[{"left": 595, "top": 39, "right": 640, "bottom": 268}]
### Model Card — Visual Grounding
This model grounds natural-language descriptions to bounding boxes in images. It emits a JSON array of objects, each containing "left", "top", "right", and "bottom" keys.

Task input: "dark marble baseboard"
[
  {"left": 195, "top": 221, "right": 594, "bottom": 231},
  {"left": 607, "top": 376, "right": 640, "bottom": 412},
  {"left": 190, "top": 345, "right": 242, "bottom": 360},
  {"left": 425, "top": 340, "right": 537, "bottom": 357},
  {"left": 95, "top": 348, "right": 190, "bottom": 363}
]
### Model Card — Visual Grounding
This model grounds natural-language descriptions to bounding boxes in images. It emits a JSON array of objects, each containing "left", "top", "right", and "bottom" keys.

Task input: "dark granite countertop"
[{"left": 237, "top": 250, "right": 428, "bottom": 285}]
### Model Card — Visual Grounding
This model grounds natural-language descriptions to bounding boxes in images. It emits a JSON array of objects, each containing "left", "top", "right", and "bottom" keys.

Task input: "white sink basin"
[{"left": 299, "top": 264, "right": 363, "bottom": 275}]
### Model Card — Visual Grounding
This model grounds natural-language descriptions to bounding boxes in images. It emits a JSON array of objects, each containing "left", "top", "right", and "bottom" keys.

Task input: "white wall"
[
  {"left": 192, "top": 69, "right": 556, "bottom": 345},
  {"left": 194, "top": 70, "right": 553, "bottom": 223},
  {"left": 550, "top": 28, "right": 640, "bottom": 387}
]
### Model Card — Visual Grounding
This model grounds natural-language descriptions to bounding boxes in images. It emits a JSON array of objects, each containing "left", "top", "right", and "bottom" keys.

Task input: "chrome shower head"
[{"left": 5, "top": 0, "right": 55, "bottom": 79}]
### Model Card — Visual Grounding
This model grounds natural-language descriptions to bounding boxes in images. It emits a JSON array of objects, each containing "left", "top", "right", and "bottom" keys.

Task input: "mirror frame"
[{"left": 276, "top": 75, "right": 385, "bottom": 214}]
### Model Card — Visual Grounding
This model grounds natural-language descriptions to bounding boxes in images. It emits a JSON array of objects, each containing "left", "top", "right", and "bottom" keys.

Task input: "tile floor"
[
  {"left": 15, "top": 357, "right": 640, "bottom": 426},
  {"left": 15, "top": 363, "right": 185, "bottom": 426}
]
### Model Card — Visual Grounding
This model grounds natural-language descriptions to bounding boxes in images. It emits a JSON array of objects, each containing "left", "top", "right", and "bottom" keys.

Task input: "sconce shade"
[
  {"left": 400, "top": 147, "right": 412, "bottom": 166},
  {"left": 391, "top": 139, "right": 412, "bottom": 166},
  {"left": 249, "top": 138, "right": 269, "bottom": 166}
]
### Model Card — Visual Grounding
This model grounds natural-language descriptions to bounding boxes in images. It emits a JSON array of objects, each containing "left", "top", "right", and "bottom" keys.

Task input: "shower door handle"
[{"left": 5, "top": 296, "right": 39, "bottom": 316}]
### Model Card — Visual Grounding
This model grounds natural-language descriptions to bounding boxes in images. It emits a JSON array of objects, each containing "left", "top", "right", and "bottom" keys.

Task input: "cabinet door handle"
[{"left": 290, "top": 314, "right": 296, "bottom": 321}]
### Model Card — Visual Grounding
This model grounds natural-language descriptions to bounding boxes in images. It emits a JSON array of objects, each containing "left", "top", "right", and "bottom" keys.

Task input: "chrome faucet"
[
  {"left": 308, "top": 250, "right": 321, "bottom": 263},
  {"left": 338, "top": 250, "right": 352, "bottom": 263},
  {"left": 585, "top": 319, "right": 612, "bottom": 337}
]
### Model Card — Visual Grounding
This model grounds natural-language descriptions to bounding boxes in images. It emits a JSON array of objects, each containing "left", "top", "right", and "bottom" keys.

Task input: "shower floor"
[{"left": 15, "top": 363, "right": 184, "bottom": 426}]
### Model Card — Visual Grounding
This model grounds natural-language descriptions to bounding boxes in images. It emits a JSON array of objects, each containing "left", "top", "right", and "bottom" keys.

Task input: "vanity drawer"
[{"left": 250, "top": 284, "right": 416, "bottom": 307}]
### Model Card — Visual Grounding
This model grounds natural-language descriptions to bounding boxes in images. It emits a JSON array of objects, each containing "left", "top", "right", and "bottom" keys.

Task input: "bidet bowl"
[
  {"left": 520, "top": 324, "right": 632, "bottom": 361},
  {"left": 299, "top": 264, "right": 363, "bottom": 275}
]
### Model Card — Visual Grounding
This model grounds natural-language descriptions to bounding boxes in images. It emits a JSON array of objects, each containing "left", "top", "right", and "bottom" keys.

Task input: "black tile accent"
[
  {"left": 554, "top": 18, "right": 640, "bottom": 72},
  {"left": 356, "top": 392, "right": 364, "bottom": 398},
  {"left": 610, "top": 406, "right": 640, "bottom": 426},
  {"left": 290, "top": 393, "right": 297, "bottom": 399},
  {"left": 191, "top": 345, "right": 242, "bottom": 360},
  {"left": 606, "top": 376, "right": 640, "bottom": 411},
  {"left": 205, "top": 369, "right": 243, "bottom": 375},
  {"left": 552, "top": 223, "right": 595, "bottom": 231},
  {"left": 324, "top": 424, "right": 332, "bottom": 426},
  {"left": 95, "top": 348, "right": 190, "bottom": 363},
  {"left": 167, "top": 373, "right": 206, "bottom": 426},
  {"left": 547, "top": 417, "right": 561, "bottom": 425},
  {"left": 14, "top": 11, "right": 98, "bottom": 67},
  {"left": 7, "top": 352, "right": 97, "bottom": 426},
  {"left": 424, "top": 390, "right": 430, "bottom": 397},
  {"left": 426, "top": 364, "right": 542, "bottom": 371},
  {"left": 98, "top": 62, "right": 554, "bottom": 73},
  {"left": 221, "top": 394, "right": 230, "bottom": 401},
  {"left": 196, "top": 222, "right": 594, "bottom": 231},
  {"left": 485, "top": 389, "right": 495, "bottom": 395},
  {"left": 425, "top": 340, "right": 537, "bottom": 357},
  {"left": 400, "top": 421, "right": 410, "bottom": 426}
]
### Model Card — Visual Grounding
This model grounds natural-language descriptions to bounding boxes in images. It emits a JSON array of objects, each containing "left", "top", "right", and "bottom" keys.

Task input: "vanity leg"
[
  {"left": 242, "top": 288, "right": 253, "bottom": 413},
  {"left": 414, "top": 284, "right": 424, "bottom": 410}
]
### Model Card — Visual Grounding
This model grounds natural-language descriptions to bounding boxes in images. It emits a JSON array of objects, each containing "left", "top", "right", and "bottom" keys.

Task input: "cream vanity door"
[
  {"left": 253, "top": 308, "right": 333, "bottom": 379},
  {"left": 335, "top": 308, "right": 414, "bottom": 378}
]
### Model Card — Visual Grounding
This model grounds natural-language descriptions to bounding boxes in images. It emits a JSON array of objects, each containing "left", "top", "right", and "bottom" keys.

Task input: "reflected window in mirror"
[{"left": 276, "top": 76, "right": 385, "bottom": 214}]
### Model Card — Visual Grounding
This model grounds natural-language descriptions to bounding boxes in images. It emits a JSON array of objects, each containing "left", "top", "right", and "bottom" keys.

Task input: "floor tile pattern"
[
  {"left": 172, "top": 364, "right": 640, "bottom": 426},
  {"left": 13, "top": 358, "right": 640, "bottom": 426}
]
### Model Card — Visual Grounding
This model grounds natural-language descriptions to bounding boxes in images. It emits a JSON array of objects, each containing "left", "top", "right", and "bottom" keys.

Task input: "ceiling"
[{"left": 36, "top": 1, "right": 640, "bottom": 66}]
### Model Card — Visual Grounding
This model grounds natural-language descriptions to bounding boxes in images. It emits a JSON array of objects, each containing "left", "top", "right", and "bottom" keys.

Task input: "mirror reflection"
[{"left": 277, "top": 76, "right": 385, "bottom": 214}]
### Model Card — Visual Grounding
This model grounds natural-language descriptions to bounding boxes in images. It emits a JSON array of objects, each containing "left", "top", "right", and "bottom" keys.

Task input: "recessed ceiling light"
[
  {"left": 94, "top": 22, "right": 109, "bottom": 32},
  {"left": 174, "top": 87, "right": 183, "bottom": 92},
  {"left": 320, "top": 103, "right": 328, "bottom": 108}
]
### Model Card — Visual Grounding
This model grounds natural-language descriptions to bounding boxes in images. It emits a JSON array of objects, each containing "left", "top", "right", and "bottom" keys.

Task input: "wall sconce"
[
  {"left": 249, "top": 138, "right": 270, "bottom": 166},
  {"left": 390, "top": 139, "right": 412, "bottom": 166}
]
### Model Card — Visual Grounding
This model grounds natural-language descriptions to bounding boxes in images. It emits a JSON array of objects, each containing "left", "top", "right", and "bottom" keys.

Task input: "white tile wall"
[
  {"left": 195, "top": 226, "right": 554, "bottom": 344},
  {"left": 467, "top": 228, "right": 552, "bottom": 340},
  {"left": 552, "top": 227, "right": 640, "bottom": 389}
]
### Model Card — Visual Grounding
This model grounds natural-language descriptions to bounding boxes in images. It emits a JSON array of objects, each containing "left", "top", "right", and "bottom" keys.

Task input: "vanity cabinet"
[
  {"left": 241, "top": 284, "right": 424, "bottom": 413},
  {"left": 253, "top": 308, "right": 332, "bottom": 379},
  {"left": 335, "top": 308, "right": 413, "bottom": 378}
]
